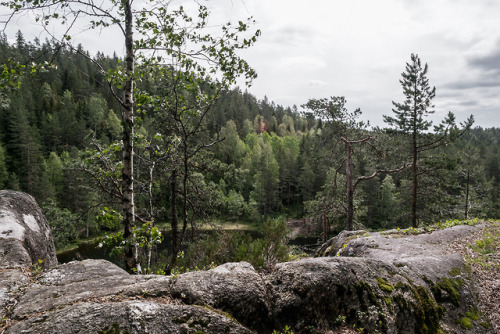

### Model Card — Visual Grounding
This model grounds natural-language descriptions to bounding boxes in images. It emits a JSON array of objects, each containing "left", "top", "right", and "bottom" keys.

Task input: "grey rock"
[
  {"left": 6, "top": 301, "right": 253, "bottom": 334},
  {"left": 0, "top": 268, "right": 29, "bottom": 319},
  {"left": 0, "top": 190, "right": 57, "bottom": 268},
  {"left": 171, "top": 261, "right": 270, "bottom": 332},
  {"left": 0, "top": 190, "right": 57, "bottom": 322},
  {"left": 14, "top": 259, "right": 172, "bottom": 318},
  {"left": 310, "top": 225, "right": 493, "bottom": 334}
]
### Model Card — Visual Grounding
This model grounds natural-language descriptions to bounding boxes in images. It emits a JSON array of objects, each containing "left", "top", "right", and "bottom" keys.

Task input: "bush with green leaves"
[
  {"left": 98, "top": 222, "right": 163, "bottom": 257},
  {"left": 96, "top": 207, "right": 123, "bottom": 231},
  {"left": 41, "top": 199, "right": 78, "bottom": 249}
]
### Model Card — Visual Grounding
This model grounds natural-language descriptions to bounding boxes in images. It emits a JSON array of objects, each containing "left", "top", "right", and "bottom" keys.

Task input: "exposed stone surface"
[
  {"left": 0, "top": 190, "right": 57, "bottom": 322},
  {"left": 314, "top": 225, "right": 493, "bottom": 333},
  {"left": 170, "top": 261, "right": 271, "bottom": 332},
  {"left": 0, "top": 268, "right": 29, "bottom": 320},
  {"left": 0, "top": 190, "right": 57, "bottom": 268},
  {"left": 0, "top": 191, "right": 495, "bottom": 333},
  {"left": 6, "top": 301, "right": 253, "bottom": 334},
  {"left": 316, "top": 225, "right": 482, "bottom": 261},
  {"left": 13, "top": 259, "right": 172, "bottom": 318}
]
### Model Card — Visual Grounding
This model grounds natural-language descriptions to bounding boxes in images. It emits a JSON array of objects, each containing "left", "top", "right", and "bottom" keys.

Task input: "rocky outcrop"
[
  {"left": 0, "top": 191, "right": 495, "bottom": 333},
  {"left": 8, "top": 301, "right": 253, "bottom": 334},
  {"left": 314, "top": 226, "right": 494, "bottom": 333},
  {"left": 170, "top": 261, "right": 271, "bottom": 332},
  {"left": 0, "top": 190, "right": 57, "bottom": 322},
  {"left": 0, "top": 190, "right": 57, "bottom": 268}
]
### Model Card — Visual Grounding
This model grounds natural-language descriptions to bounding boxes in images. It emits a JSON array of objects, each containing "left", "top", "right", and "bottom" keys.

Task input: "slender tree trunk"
[
  {"left": 146, "top": 162, "right": 155, "bottom": 272},
  {"left": 411, "top": 130, "right": 418, "bottom": 228},
  {"left": 181, "top": 149, "right": 189, "bottom": 238},
  {"left": 27, "top": 148, "right": 32, "bottom": 194},
  {"left": 166, "top": 169, "right": 178, "bottom": 274},
  {"left": 122, "top": 0, "right": 140, "bottom": 274},
  {"left": 465, "top": 170, "right": 470, "bottom": 219},
  {"left": 345, "top": 141, "right": 354, "bottom": 231},
  {"left": 322, "top": 208, "right": 328, "bottom": 243}
]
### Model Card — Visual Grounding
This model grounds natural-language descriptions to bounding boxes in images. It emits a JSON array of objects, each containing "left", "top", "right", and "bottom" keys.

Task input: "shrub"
[
  {"left": 178, "top": 217, "right": 290, "bottom": 271},
  {"left": 42, "top": 199, "right": 78, "bottom": 249}
]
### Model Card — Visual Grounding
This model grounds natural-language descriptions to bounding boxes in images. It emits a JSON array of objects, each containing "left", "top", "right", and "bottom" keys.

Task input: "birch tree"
[{"left": 2, "top": 0, "right": 259, "bottom": 272}]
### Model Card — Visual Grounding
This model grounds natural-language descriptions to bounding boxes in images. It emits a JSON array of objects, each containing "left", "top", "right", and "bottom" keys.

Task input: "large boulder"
[
  {"left": 0, "top": 191, "right": 495, "bottom": 333},
  {"left": 0, "top": 190, "right": 58, "bottom": 322},
  {"left": 312, "top": 225, "right": 493, "bottom": 333},
  {"left": 7, "top": 301, "right": 253, "bottom": 334},
  {"left": 170, "top": 261, "right": 271, "bottom": 332},
  {"left": 0, "top": 191, "right": 251, "bottom": 333},
  {"left": 0, "top": 190, "right": 57, "bottom": 268}
]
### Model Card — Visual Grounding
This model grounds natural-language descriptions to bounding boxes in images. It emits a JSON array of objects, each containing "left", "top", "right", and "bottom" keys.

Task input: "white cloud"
[{"left": 2, "top": 0, "right": 500, "bottom": 127}]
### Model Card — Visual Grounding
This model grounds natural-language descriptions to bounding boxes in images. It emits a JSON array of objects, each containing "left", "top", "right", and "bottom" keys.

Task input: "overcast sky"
[{"left": 2, "top": 0, "right": 499, "bottom": 128}]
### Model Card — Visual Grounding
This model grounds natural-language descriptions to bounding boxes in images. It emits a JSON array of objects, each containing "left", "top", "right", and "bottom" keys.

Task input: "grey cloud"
[
  {"left": 445, "top": 80, "right": 500, "bottom": 90},
  {"left": 467, "top": 40, "right": 500, "bottom": 75},
  {"left": 443, "top": 40, "right": 500, "bottom": 91},
  {"left": 458, "top": 100, "right": 479, "bottom": 107}
]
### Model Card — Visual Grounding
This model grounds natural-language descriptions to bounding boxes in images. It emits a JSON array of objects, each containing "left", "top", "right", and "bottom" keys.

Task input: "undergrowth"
[{"left": 466, "top": 221, "right": 500, "bottom": 270}]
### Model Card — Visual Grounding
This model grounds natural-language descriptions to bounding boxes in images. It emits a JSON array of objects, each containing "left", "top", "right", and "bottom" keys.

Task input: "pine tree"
[
  {"left": 384, "top": 54, "right": 473, "bottom": 227},
  {"left": 9, "top": 106, "right": 44, "bottom": 196},
  {"left": 253, "top": 139, "right": 280, "bottom": 219}
]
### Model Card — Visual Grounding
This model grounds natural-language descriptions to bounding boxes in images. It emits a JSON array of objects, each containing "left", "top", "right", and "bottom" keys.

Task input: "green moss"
[
  {"left": 411, "top": 286, "right": 445, "bottom": 334},
  {"left": 323, "top": 244, "right": 335, "bottom": 256},
  {"left": 341, "top": 232, "right": 366, "bottom": 248},
  {"left": 98, "top": 323, "right": 130, "bottom": 334},
  {"left": 384, "top": 297, "right": 392, "bottom": 308},
  {"left": 392, "top": 293, "right": 407, "bottom": 312},
  {"left": 394, "top": 281, "right": 406, "bottom": 290},
  {"left": 355, "top": 281, "right": 380, "bottom": 310},
  {"left": 448, "top": 267, "right": 461, "bottom": 277},
  {"left": 376, "top": 277, "right": 394, "bottom": 293},
  {"left": 464, "top": 308, "right": 480, "bottom": 321},
  {"left": 456, "top": 307, "right": 484, "bottom": 331},
  {"left": 459, "top": 317, "right": 473, "bottom": 330},
  {"left": 480, "top": 322, "right": 490, "bottom": 329},
  {"left": 433, "top": 277, "right": 462, "bottom": 307},
  {"left": 393, "top": 282, "right": 445, "bottom": 334}
]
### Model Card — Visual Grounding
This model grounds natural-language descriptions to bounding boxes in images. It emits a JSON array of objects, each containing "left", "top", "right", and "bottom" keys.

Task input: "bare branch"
[{"left": 353, "top": 162, "right": 409, "bottom": 191}]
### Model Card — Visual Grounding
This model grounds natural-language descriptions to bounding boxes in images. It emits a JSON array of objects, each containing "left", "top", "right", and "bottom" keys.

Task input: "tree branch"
[{"left": 353, "top": 162, "right": 409, "bottom": 191}]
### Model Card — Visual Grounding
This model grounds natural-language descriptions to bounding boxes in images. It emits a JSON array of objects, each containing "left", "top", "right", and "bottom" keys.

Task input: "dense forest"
[{"left": 1, "top": 32, "right": 499, "bottom": 271}]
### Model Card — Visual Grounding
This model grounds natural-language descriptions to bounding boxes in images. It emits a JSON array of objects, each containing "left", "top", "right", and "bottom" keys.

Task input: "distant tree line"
[{"left": 1, "top": 34, "right": 499, "bottom": 258}]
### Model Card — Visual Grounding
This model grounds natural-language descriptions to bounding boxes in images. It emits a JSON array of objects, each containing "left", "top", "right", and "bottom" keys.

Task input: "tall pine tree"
[{"left": 384, "top": 54, "right": 473, "bottom": 227}]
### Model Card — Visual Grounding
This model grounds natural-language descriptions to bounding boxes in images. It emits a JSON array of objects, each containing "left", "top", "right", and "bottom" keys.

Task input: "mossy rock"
[
  {"left": 376, "top": 277, "right": 394, "bottom": 293},
  {"left": 98, "top": 323, "right": 130, "bottom": 334},
  {"left": 425, "top": 276, "right": 463, "bottom": 307}
]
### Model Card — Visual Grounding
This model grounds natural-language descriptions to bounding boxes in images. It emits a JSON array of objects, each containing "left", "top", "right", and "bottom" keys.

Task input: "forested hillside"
[{"left": 1, "top": 32, "right": 499, "bottom": 252}]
